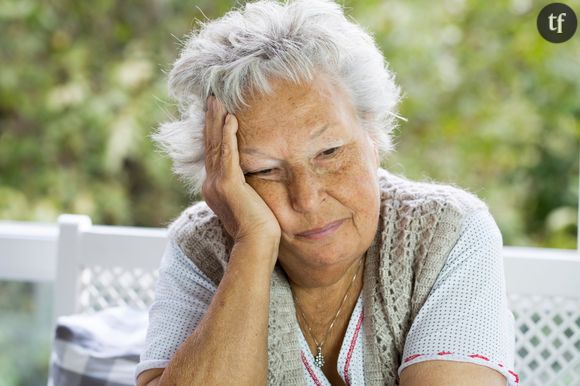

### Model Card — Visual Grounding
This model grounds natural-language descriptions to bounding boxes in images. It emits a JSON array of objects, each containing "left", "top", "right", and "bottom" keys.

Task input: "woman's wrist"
[{"left": 229, "top": 236, "right": 280, "bottom": 273}]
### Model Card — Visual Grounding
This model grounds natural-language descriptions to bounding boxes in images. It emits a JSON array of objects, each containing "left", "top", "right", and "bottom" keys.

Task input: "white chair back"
[{"left": 53, "top": 214, "right": 167, "bottom": 326}]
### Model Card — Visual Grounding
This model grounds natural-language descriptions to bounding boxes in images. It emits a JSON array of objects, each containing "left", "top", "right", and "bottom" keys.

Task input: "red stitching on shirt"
[
  {"left": 343, "top": 310, "right": 364, "bottom": 386},
  {"left": 508, "top": 370, "right": 519, "bottom": 384},
  {"left": 469, "top": 354, "right": 489, "bottom": 361},
  {"left": 301, "top": 351, "right": 323, "bottom": 386},
  {"left": 403, "top": 354, "right": 424, "bottom": 363},
  {"left": 403, "top": 353, "right": 519, "bottom": 384}
]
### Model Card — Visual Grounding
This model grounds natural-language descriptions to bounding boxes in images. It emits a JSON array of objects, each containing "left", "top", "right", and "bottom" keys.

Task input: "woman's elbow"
[{"left": 136, "top": 368, "right": 165, "bottom": 386}]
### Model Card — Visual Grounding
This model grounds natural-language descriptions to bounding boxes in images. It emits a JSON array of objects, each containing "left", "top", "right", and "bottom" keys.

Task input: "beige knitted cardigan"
[{"left": 170, "top": 168, "right": 488, "bottom": 385}]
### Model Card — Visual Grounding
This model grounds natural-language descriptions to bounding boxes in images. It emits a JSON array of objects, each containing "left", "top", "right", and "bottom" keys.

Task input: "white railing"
[
  {"left": 1, "top": 217, "right": 578, "bottom": 290},
  {"left": 0, "top": 215, "right": 579, "bottom": 385},
  {"left": 0, "top": 219, "right": 167, "bottom": 283}
]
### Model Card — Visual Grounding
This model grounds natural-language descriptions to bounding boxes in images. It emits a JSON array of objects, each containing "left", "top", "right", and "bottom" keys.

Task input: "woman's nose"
[{"left": 288, "top": 170, "right": 325, "bottom": 213}]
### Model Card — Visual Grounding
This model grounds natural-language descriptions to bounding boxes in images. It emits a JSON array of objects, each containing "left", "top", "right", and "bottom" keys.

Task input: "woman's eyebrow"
[
  {"left": 240, "top": 148, "right": 281, "bottom": 160},
  {"left": 310, "top": 124, "right": 329, "bottom": 139},
  {"left": 240, "top": 124, "right": 332, "bottom": 158}
]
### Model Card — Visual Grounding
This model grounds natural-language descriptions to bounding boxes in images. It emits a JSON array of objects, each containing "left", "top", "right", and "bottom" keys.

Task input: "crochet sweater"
[{"left": 169, "top": 168, "right": 488, "bottom": 385}]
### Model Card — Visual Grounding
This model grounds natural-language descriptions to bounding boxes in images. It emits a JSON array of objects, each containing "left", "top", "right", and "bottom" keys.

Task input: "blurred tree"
[
  {"left": 350, "top": 0, "right": 579, "bottom": 248},
  {"left": 1, "top": 0, "right": 577, "bottom": 246}
]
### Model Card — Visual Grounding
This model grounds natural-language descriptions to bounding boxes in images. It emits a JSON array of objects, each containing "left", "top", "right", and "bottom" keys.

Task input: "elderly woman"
[{"left": 135, "top": 0, "right": 517, "bottom": 385}]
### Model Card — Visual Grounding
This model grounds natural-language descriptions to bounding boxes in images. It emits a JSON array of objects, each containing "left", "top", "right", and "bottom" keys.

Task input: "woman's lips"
[{"left": 296, "top": 219, "right": 346, "bottom": 240}]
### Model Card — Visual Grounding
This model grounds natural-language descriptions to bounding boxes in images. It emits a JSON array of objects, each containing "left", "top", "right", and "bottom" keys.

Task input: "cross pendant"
[{"left": 314, "top": 345, "right": 325, "bottom": 368}]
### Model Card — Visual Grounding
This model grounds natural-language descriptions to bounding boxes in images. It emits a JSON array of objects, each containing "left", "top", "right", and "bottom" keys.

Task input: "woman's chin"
[{"left": 280, "top": 243, "right": 358, "bottom": 270}]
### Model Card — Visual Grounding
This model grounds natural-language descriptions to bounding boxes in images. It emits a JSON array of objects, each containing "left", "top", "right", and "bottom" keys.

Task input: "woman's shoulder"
[
  {"left": 167, "top": 201, "right": 222, "bottom": 240},
  {"left": 377, "top": 168, "right": 489, "bottom": 215},
  {"left": 165, "top": 202, "right": 233, "bottom": 284}
]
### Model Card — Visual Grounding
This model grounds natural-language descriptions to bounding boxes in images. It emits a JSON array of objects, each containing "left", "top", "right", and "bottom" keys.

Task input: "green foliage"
[
  {"left": 1, "top": 0, "right": 577, "bottom": 245},
  {"left": 0, "top": 0, "right": 204, "bottom": 226},
  {"left": 350, "top": 0, "right": 580, "bottom": 248},
  {"left": 0, "top": 282, "right": 52, "bottom": 386}
]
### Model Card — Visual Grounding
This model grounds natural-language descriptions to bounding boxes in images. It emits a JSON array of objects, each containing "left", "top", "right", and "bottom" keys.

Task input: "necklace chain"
[{"left": 291, "top": 255, "right": 365, "bottom": 368}]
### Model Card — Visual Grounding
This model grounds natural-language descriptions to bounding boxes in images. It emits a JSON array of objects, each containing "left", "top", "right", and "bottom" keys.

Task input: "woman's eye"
[
  {"left": 319, "top": 147, "right": 340, "bottom": 158},
  {"left": 244, "top": 168, "right": 274, "bottom": 177}
]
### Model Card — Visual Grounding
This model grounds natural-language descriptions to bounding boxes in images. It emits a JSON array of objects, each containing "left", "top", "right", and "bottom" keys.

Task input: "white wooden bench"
[{"left": 1, "top": 214, "right": 579, "bottom": 385}]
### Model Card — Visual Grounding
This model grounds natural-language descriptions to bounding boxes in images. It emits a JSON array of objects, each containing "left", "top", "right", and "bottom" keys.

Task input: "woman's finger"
[
  {"left": 221, "top": 114, "right": 242, "bottom": 181},
  {"left": 211, "top": 98, "right": 230, "bottom": 172},
  {"left": 204, "top": 96, "right": 222, "bottom": 174}
]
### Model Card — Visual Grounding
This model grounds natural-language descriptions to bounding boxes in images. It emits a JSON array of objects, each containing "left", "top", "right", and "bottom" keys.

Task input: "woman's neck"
[
  {"left": 285, "top": 253, "right": 365, "bottom": 325},
  {"left": 288, "top": 255, "right": 364, "bottom": 379}
]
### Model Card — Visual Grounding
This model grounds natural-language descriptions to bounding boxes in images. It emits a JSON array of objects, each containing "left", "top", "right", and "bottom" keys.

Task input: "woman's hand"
[{"left": 202, "top": 95, "right": 281, "bottom": 248}]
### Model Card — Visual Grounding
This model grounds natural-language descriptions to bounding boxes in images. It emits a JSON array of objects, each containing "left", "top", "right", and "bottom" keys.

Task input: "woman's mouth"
[{"left": 295, "top": 219, "right": 346, "bottom": 240}]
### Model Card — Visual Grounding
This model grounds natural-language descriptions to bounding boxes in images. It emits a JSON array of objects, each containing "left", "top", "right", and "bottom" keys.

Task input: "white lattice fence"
[
  {"left": 51, "top": 214, "right": 168, "bottom": 324},
  {"left": 78, "top": 266, "right": 159, "bottom": 313},
  {"left": 510, "top": 293, "right": 580, "bottom": 386}
]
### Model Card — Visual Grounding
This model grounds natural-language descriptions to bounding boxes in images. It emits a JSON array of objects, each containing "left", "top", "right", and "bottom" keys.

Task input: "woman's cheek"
[
  {"left": 251, "top": 180, "right": 278, "bottom": 200},
  {"left": 327, "top": 150, "right": 367, "bottom": 178},
  {"left": 249, "top": 181, "right": 290, "bottom": 218}
]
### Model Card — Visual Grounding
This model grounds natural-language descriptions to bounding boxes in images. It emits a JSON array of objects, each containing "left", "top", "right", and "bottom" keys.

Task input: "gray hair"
[{"left": 153, "top": 0, "right": 403, "bottom": 195}]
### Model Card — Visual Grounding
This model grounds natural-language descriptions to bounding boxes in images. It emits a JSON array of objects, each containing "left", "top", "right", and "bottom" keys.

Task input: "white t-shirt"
[{"left": 135, "top": 208, "right": 519, "bottom": 385}]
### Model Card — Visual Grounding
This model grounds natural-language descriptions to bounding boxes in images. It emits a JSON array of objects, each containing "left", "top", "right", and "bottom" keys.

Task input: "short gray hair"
[{"left": 153, "top": 0, "right": 403, "bottom": 195}]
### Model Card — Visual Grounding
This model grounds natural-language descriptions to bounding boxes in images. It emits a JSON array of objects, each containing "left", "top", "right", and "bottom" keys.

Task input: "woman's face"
[{"left": 235, "top": 72, "right": 381, "bottom": 279}]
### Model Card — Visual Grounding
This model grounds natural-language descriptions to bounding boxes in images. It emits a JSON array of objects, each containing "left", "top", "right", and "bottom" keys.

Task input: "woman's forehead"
[
  {"left": 236, "top": 75, "right": 358, "bottom": 142},
  {"left": 239, "top": 123, "right": 347, "bottom": 156},
  {"left": 237, "top": 115, "right": 355, "bottom": 154}
]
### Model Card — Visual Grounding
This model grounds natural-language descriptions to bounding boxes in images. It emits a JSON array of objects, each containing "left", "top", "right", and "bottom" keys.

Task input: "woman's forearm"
[{"left": 158, "top": 238, "right": 278, "bottom": 386}]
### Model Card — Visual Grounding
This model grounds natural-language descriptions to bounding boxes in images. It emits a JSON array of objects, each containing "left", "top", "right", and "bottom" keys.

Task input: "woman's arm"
[
  {"left": 136, "top": 235, "right": 278, "bottom": 386},
  {"left": 137, "top": 368, "right": 163, "bottom": 386},
  {"left": 397, "top": 208, "right": 516, "bottom": 386},
  {"left": 138, "top": 96, "right": 281, "bottom": 385},
  {"left": 143, "top": 238, "right": 278, "bottom": 385},
  {"left": 400, "top": 361, "right": 507, "bottom": 386}
]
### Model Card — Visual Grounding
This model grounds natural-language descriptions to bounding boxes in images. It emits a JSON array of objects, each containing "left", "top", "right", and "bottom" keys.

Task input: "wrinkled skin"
[{"left": 233, "top": 71, "right": 381, "bottom": 288}]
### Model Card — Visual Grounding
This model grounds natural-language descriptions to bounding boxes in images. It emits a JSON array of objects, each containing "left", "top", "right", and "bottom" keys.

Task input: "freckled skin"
[{"left": 235, "top": 71, "right": 381, "bottom": 289}]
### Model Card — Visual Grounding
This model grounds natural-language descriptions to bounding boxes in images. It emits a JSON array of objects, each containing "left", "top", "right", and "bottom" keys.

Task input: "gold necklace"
[{"left": 291, "top": 255, "right": 365, "bottom": 369}]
